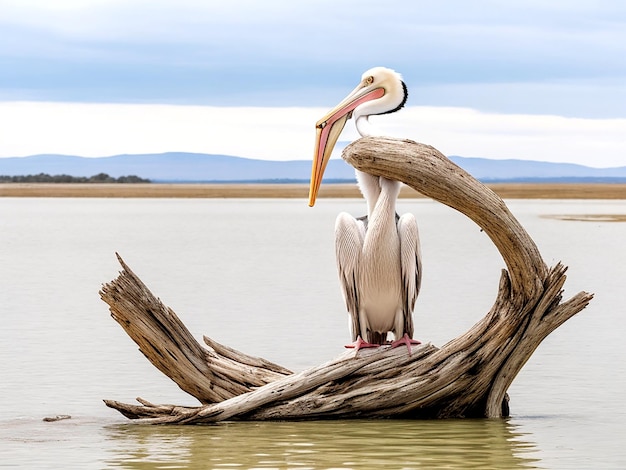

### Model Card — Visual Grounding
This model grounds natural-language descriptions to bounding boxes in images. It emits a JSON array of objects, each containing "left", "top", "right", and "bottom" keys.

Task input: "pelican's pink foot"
[
  {"left": 345, "top": 336, "right": 379, "bottom": 354},
  {"left": 391, "top": 333, "right": 421, "bottom": 355}
]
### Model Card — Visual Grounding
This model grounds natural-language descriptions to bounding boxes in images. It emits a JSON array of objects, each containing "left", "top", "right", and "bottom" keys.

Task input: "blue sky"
[{"left": 0, "top": 0, "right": 625, "bottom": 166}]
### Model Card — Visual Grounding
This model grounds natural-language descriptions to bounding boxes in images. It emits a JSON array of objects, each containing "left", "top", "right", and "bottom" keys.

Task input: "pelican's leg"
[
  {"left": 345, "top": 335, "right": 380, "bottom": 353},
  {"left": 390, "top": 333, "right": 421, "bottom": 355}
]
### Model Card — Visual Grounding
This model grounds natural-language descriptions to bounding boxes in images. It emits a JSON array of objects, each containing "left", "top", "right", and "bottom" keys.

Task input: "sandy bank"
[{"left": 1, "top": 183, "right": 626, "bottom": 199}]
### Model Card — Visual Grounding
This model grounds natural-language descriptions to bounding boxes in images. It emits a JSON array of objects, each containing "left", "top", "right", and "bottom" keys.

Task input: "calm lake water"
[{"left": 1, "top": 196, "right": 625, "bottom": 469}]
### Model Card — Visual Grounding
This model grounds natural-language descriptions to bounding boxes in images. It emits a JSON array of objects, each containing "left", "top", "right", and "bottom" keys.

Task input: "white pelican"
[{"left": 308, "top": 67, "right": 422, "bottom": 354}]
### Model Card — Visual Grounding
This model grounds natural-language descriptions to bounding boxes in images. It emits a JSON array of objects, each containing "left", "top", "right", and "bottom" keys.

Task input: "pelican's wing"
[
  {"left": 335, "top": 212, "right": 365, "bottom": 341},
  {"left": 398, "top": 213, "right": 422, "bottom": 337}
]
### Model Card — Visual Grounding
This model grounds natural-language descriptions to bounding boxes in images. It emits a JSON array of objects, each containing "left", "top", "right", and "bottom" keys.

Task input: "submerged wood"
[{"left": 101, "top": 136, "right": 592, "bottom": 423}]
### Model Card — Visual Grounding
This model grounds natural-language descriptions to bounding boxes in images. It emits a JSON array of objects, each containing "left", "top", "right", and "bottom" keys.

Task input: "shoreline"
[{"left": 1, "top": 182, "right": 626, "bottom": 199}]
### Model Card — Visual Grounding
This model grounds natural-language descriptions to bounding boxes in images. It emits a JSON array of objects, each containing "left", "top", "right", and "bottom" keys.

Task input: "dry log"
[
  {"left": 100, "top": 252, "right": 291, "bottom": 407},
  {"left": 101, "top": 136, "right": 592, "bottom": 423}
]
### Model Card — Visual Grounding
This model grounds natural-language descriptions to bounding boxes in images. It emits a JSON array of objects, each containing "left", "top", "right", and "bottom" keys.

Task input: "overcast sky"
[{"left": 0, "top": 0, "right": 625, "bottom": 166}]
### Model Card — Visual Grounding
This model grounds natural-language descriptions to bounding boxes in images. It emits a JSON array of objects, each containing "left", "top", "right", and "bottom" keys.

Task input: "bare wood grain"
[
  {"left": 99, "top": 253, "right": 291, "bottom": 405},
  {"left": 101, "top": 137, "right": 592, "bottom": 422}
]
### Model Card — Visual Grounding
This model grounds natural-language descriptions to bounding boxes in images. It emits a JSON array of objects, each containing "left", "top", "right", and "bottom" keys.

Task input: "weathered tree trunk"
[{"left": 101, "top": 136, "right": 592, "bottom": 424}]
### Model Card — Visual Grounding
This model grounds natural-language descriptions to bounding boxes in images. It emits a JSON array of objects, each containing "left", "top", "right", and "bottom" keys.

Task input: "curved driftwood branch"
[
  {"left": 100, "top": 253, "right": 291, "bottom": 407},
  {"left": 101, "top": 137, "right": 592, "bottom": 423},
  {"left": 343, "top": 136, "right": 547, "bottom": 302}
]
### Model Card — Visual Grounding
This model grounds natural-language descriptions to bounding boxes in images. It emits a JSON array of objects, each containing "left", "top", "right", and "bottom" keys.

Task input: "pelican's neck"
[
  {"left": 355, "top": 115, "right": 380, "bottom": 137},
  {"left": 354, "top": 114, "right": 399, "bottom": 217},
  {"left": 356, "top": 170, "right": 401, "bottom": 218},
  {"left": 363, "top": 176, "right": 401, "bottom": 259},
  {"left": 355, "top": 170, "right": 380, "bottom": 216}
]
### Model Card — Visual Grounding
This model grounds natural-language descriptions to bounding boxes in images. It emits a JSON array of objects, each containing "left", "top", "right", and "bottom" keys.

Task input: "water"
[{"left": 1, "top": 197, "right": 625, "bottom": 469}]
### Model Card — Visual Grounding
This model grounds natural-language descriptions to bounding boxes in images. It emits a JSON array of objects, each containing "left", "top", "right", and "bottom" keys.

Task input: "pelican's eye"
[{"left": 365, "top": 76, "right": 374, "bottom": 85}]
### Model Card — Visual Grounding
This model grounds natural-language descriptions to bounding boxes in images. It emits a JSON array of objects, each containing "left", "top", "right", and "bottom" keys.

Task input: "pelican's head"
[{"left": 308, "top": 67, "right": 407, "bottom": 206}]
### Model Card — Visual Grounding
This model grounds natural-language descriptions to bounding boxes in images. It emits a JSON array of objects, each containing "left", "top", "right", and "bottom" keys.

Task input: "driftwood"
[{"left": 101, "top": 136, "right": 592, "bottom": 423}]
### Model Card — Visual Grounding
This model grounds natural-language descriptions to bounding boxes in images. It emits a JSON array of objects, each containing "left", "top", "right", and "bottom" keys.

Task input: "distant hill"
[
  {"left": 1, "top": 152, "right": 625, "bottom": 183},
  {"left": 0, "top": 153, "right": 354, "bottom": 182},
  {"left": 447, "top": 156, "right": 626, "bottom": 182}
]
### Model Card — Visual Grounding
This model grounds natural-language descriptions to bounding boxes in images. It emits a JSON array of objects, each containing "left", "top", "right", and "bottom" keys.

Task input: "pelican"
[{"left": 308, "top": 67, "right": 422, "bottom": 353}]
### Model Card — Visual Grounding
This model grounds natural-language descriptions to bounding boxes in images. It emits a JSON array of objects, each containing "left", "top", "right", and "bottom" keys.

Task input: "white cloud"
[
  {"left": 0, "top": 101, "right": 320, "bottom": 159},
  {"left": 0, "top": 101, "right": 624, "bottom": 167}
]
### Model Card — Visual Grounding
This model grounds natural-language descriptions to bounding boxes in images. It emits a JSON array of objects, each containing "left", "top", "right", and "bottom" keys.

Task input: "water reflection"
[{"left": 104, "top": 419, "right": 541, "bottom": 469}]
